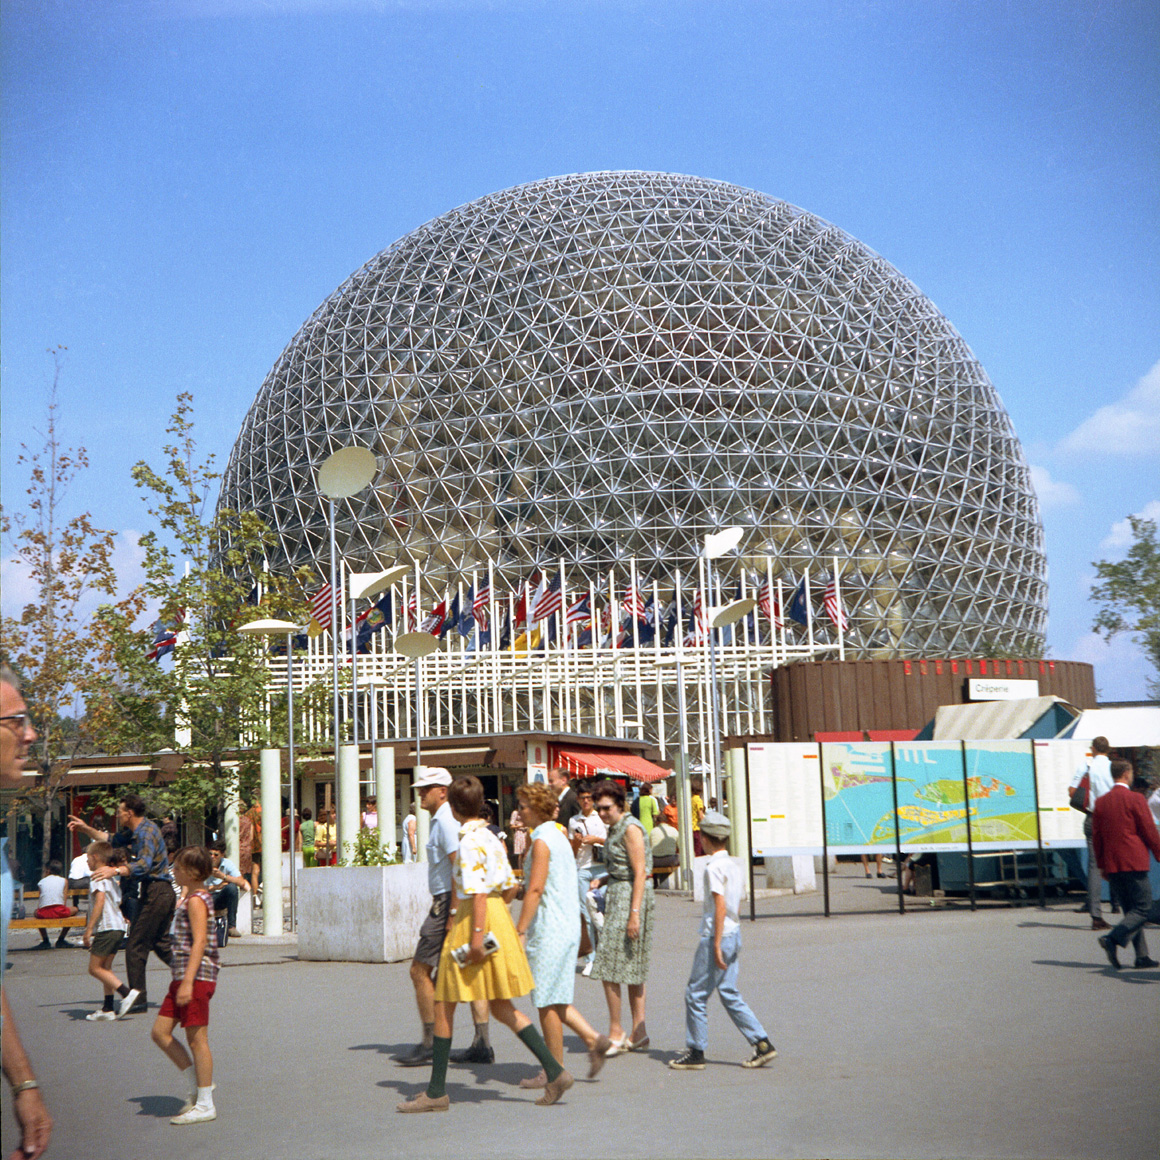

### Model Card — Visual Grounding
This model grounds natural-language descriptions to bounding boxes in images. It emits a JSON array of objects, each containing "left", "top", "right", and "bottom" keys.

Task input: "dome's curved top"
[{"left": 220, "top": 171, "right": 1047, "bottom": 657}]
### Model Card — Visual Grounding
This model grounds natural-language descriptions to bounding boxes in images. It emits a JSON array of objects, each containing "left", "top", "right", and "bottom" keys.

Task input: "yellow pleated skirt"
[{"left": 434, "top": 894, "right": 534, "bottom": 1004}]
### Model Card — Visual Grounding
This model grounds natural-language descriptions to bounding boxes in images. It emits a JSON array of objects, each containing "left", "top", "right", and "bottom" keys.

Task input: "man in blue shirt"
[
  {"left": 397, "top": 767, "right": 494, "bottom": 1068},
  {"left": 80, "top": 792, "right": 174, "bottom": 1016}
]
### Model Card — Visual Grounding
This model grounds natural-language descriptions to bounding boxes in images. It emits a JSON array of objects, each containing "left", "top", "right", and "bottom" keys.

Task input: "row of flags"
[{"left": 146, "top": 567, "right": 848, "bottom": 663}]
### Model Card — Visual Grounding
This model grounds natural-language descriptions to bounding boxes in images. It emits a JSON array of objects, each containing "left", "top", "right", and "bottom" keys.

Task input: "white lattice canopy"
[{"left": 220, "top": 171, "right": 1047, "bottom": 657}]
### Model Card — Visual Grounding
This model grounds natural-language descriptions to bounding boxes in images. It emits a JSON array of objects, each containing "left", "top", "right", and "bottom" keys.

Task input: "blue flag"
[
  {"left": 788, "top": 578, "right": 809, "bottom": 627},
  {"left": 458, "top": 587, "right": 476, "bottom": 638}
]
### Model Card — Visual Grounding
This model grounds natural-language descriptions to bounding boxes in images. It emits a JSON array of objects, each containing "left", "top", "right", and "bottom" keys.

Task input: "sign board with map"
[{"left": 742, "top": 739, "right": 1087, "bottom": 857}]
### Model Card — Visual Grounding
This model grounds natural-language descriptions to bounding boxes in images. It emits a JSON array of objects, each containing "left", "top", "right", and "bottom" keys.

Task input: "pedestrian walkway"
[{"left": 3, "top": 874, "right": 1156, "bottom": 1159}]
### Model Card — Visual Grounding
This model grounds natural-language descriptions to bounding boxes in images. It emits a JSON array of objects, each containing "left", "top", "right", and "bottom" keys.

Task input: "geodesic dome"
[{"left": 219, "top": 171, "right": 1047, "bottom": 657}]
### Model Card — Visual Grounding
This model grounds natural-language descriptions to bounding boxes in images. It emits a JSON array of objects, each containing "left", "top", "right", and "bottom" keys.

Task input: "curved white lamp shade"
[
  {"left": 394, "top": 631, "right": 440, "bottom": 660},
  {"left": 710, "top": 597, "right": 757, "bottom": 630},
  {"left": 238, "top": 618, "right": 301, "bottom": 635},
  {"left": 318, "top": 446, "right": 377, "bottom": 499},
  {"left": 350, "top": 563, "right": 411, "bottom": 602},
  {"left": 703, "top": 526, "right": 745, "bottom": 559}
]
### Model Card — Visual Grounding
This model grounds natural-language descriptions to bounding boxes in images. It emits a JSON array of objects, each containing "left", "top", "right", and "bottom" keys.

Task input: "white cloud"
[
  {"left": 1099, "top": 499, "right": 1160, "bottom": 553},
  {"left": 1059, "top": 360, "right": 1160, "bottom": 457},
  {"left": 1065, "top": 630, "right": 1155, "bottom": 702},
  {"left": 1029, "top": 465, "right": 1080, "bottom": 511}
]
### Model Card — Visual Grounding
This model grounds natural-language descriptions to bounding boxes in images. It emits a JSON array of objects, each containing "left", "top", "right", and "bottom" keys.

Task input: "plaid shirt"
[
  {"left": 126, "top": 818, "right": 171, "bottom": 881},
  {"left": 170, "top": 889, "right": 221, "bottom": 984}
]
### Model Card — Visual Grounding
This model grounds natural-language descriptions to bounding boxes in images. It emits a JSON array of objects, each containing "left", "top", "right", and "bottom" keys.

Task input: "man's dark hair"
[
  {"left": 210, "top": 839, "right": 227, "bottom": 854},
  {"left": 1091, "top": 736, "right": 1111, "bottom": 755},
  {"left": 1110, "top": 759, "right": 1133, "bottom": 782},
  {"left": 302, "top": 807, "right": 312, "bottom": 820},
  {"left": 447, "top": 775, "right": 485, "bottom": 819},
  {"left": 119, "top": 793, "right": 148, "bottom": 818}
]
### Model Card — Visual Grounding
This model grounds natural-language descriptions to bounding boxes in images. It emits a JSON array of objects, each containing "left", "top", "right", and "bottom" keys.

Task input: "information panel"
[
  {"left": 963, "top": 740, "right": 1040, "bottom": 850},
  {"left": 1032, "top": 739, "right": 1087, "bottom": 846},
  {"left": 746, "top": 742, "right": 824, "bottom": 854},
  {"left": 820, "top": 742, "right": 897, "bottom": 854},
  {"left": 888, "top": 742, "right": 969, "bottom": 852}
]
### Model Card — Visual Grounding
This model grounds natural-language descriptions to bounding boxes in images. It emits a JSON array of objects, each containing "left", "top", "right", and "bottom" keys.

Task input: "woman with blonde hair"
[
  {"left": 398, "top": 776, "right": 575, "bottom": 1112},
  {"left": 514, "top": 781, "right": 611, "bottom": 1088}
]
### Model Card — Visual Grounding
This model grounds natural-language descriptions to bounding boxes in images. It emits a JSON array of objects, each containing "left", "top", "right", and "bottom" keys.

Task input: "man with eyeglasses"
[{"left": 1, "top": 664, "right": 54, "bottom": 1158}]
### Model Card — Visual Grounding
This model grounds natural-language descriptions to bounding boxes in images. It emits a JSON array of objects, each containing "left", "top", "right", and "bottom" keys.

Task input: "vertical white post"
[
  {"left": 260, "top": 748, "right": 283, "bottom": 938},
  {"left": 338, "top": 743, "right": 360, "bottom": 865},
  {"left": 725, "top": 745, "right": 750, "bottom": 867},
  {"left": 375, "top": 744, "right": 395, "bottom": 857},
  {"left": 804, "top": 569, "right": 815, "bottom": 654},
  {"left": 416, "top": 786, "right": 430, "bottom": 862},
  {"left": 223, "top": 770, "right": 240, "bottom": 866}
]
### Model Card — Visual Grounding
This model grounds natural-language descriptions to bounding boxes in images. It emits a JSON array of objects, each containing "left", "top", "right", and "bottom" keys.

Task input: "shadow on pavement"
[{"left": 128, "top": 1094, "right": 185, "bottom": 1118}]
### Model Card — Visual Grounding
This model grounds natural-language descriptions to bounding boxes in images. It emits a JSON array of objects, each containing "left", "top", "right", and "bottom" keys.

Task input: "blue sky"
[{"left": 2, "top": 0, "right": 1157, "bottom": 699}]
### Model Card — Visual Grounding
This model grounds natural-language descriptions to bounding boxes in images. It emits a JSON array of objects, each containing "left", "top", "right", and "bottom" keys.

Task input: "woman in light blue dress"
[{"left": 514, "top": 782, "right": 611, "bottom": 1088}]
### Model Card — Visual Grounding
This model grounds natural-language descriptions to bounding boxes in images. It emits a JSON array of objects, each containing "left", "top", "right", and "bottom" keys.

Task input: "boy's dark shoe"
[
  {"left": 1133, "top": 956, "right": 1159, "bottom": 969},
  {"left": 450, "top": 1041, "right": 495, "bottom": 1065},
  {"left": 668, "top": 1048, "right": 706, "bottom": 1070},
  {"left": 743, "top": 1039, "right": 778, "bottom": 1068}
]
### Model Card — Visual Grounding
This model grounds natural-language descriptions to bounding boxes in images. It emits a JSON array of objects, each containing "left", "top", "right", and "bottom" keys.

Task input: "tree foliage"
[
  {"left": 0, "top": 349, "right": 119, "bottom": 858},
  {"left": 87, "top": 394, "right": 320, "bottom": 816},
  {"left": 1090, "top": 515, "right": 1160, "bottom": 696}
]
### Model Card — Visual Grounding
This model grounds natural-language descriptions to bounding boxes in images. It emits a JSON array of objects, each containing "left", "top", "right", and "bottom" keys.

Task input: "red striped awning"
[{"left": 553, "top": 747, "right": 672, "bottom": 784}]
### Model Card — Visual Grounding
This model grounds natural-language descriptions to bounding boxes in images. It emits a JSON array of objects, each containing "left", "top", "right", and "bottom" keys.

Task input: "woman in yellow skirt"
[{"left": 398, "top": 775, "right": 576, "bottom": 1112}]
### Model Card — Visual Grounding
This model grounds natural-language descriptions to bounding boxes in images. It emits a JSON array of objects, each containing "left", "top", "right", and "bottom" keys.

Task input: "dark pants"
[
  {"left": 125, "top": 878, "right": 175, "bottom": 995},
  {"left": 1106, "top": 871, "right": 1152, "bottom": 958},
  {"left": 214, "top": 884, "right": 239, "bottom": 928}
]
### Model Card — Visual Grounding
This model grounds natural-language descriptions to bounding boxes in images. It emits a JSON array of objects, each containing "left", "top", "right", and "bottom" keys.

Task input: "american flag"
[
  {"left": 683, "top": 589, "right": 707, "bottom": 646},
  {"left": 622, "top": 584, "right": 647, "bottom": 622},
  {"left": 472, "top": 581, "right": 490, "bottom": 630},
  {"left": 310, "top": 583, "right": 336, "bottom": 630},
  {"left": 824, "top": 573, "right": 849, "bottom": 632},
  {"left": 406, "top": 591, "right": 417, "bottom": 632},
  {"left": 757, "top": 576, "right": 782, "bottom": 629},
  {"left": 530, "top": 571, "right": 562, "bottom": 622}
]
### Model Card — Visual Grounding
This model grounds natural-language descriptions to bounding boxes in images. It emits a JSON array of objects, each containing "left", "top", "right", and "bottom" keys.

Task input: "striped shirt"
[{"left": 170, "top": 889, "right": 221, "bottom": 983}]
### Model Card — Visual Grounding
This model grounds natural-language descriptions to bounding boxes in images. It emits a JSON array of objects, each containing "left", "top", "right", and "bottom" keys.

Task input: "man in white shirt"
[
  {"left": 568, "top": 783, "right": 606, "bottom": 973},
  {"left": 1069, "top": 736, "right": 1115, "bottom": 929}
]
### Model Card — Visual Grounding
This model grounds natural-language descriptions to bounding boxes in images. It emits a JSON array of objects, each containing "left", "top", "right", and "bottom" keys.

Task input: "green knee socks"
[
  {"left": 426, "top": 1037, "right": 452, "bottom": 1099},
  {"left": 517, "top": 1024, "right": 563, "bottom": 1082}
]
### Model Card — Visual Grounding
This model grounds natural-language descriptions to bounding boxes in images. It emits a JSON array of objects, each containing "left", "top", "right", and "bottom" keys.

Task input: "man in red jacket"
[{"left": 1091, "top": 759, "right": 1160, "bottom": 970}]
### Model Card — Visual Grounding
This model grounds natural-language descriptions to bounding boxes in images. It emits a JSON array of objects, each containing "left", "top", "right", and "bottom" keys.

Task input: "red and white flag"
[
  {"left": 824, "top": 573, "right": 848, "bottom": 632},
  {"left": 757, "top": 576, "right": 782, "bottom": 629},
  {"left": 472, "top": 581, "right": 490, "bottom": 631},
  {"left": 310, "top": 583, "right": 336, "bottom": 632}
]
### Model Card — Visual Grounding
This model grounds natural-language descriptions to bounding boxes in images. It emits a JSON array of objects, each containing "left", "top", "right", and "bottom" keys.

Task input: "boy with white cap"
[{"left": 669, "top": 809, "right": 776, "bottom": 1070}]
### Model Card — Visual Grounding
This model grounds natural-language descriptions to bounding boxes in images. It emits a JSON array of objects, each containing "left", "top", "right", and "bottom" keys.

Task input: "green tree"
[
  {"left": 1090, "top": 515, "right": 1160, "bottom": 696},
  {"left": 87, "top": 394, "right": 319, "bottom": 820},
  {"left": 0, "top": 348, "right": 119, "bottom": 863}
]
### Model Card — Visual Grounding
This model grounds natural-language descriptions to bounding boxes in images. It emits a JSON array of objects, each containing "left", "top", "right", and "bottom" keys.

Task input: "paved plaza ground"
[{"left": 3, "top": 868, "right": 1157, "bottom": 1160}]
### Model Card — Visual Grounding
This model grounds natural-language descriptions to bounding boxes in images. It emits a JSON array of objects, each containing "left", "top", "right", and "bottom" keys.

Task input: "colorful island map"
[{"left": 821, "top": 741, "right": 1039, "bottom": 851}]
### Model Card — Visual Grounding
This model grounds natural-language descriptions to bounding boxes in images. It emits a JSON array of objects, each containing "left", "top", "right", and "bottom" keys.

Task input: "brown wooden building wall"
[{"left": 766, "top": 658, "right": 1097, "bottom": 743}]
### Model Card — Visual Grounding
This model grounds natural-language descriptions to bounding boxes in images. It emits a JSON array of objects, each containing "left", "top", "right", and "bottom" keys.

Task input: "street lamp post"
[
  {"left": 238, "top": 617, "right": 305, "bottom": 932},
  {"left": 316, "top": 447, "right": 377, "bottom": 857},
  {"left": 702, "top": 527, "right": 745, "bottom": 801}
]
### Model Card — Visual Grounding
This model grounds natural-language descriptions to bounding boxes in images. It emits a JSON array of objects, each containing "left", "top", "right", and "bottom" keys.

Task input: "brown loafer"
[
  {"left": 535, "top": 1070, "right": 573, "bottom": 1106},
  {"left": 1091, "top": 918, "right": 1110, "bottom": 931},
  {"left": 589, "top": 1035, "right": 612, "bottom": 1078},
  {"left": 518, "top": 1070, "right": 548, "bottom": 1089},
  {"left": 397, "top": 1092, "right": 449, "bottom": 1113}
]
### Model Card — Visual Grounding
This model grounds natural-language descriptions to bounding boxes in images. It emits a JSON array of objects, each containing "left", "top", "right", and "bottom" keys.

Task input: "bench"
[{"left": 9, "top": 916, "right": 87, "bottom": 931}]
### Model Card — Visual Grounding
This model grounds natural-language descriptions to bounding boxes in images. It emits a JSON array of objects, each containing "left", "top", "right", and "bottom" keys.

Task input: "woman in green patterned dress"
[{"left": 589, "top": 780, "right": 653, "bottom": 1055}]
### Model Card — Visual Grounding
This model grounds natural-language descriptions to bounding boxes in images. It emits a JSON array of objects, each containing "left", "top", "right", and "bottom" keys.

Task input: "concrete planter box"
[{"left": 297, "top": 863, "right": 430, "bottom": 963}]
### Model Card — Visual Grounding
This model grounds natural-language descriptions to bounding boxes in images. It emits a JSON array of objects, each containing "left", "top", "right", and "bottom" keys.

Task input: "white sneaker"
[
  {"left": 171, "top": 1104, "right": 217, "bottom": 1125},
  {"left": 85, "top": 1010, "right": 116, "bottom": 1021},
  {"left": 581, "top": 961, "right": 593, "bottom": 977},
  {"left": 176, "top": 1083, "right": 215, "bottom": 1115},
  {"left": 116, "top": 989, "right": 141, "bottom": 1019}
]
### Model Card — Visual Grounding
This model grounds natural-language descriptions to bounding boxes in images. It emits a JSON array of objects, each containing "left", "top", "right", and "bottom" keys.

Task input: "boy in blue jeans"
[{"left": 669, "top": 810, "right": 776, "bottom": 1070}]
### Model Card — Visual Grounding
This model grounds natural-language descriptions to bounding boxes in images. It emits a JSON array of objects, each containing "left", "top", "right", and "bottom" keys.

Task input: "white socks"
[{"left": 196, "top": 1085, "right": 215, "bottom": 1111}]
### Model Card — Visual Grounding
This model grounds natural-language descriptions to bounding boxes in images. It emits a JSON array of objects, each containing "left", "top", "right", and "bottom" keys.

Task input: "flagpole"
[
  {"left": 804, "top": 568, "right": 814, "bottom": 654},
  {"left": 349, "top": 560, "right": 359, "bottom": 748},
  {"left": 777, "top": 577, "right": 786, "bottom": 662},
  {"left": 833, "top": 556, "right": 846, "bottom": 661}
]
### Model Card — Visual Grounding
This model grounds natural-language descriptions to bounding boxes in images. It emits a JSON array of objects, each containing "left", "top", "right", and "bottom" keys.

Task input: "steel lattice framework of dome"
[{"left": 220, "top": 171, "right": 1047, "bottom": 657}]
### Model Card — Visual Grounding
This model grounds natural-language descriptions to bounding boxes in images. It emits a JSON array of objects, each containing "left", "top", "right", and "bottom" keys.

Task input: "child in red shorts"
[{"left": 150, "top": 846, "right": 220, "bottom": 1125}]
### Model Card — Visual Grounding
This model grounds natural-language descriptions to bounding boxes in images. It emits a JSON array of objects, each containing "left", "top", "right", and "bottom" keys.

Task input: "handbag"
[{"left": 1069, "top": 772, "right": 1090, "bottom": 814}]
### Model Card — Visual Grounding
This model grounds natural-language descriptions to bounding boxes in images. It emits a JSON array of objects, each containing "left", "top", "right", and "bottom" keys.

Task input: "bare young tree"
[{"left": 0, "top": 347, "right": 119, "bottom": 866}]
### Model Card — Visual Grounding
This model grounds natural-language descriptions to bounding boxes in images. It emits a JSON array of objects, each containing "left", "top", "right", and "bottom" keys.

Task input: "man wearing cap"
[{"left": 397, "top": 767, "right": 493, "bottom": 1067}]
